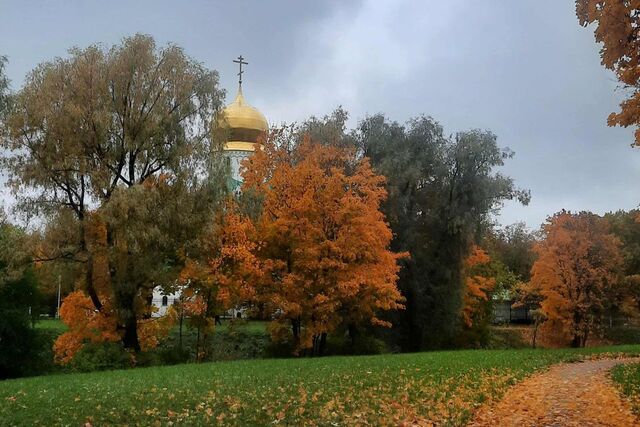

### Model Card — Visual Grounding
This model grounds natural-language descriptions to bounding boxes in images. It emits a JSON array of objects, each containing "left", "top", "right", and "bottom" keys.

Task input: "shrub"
[
  {"left": 70, "top": 342, "right": 131, "bottom": 373},
  {"left": 156, "top": 346, "right": 191, "bottom": 365},
  {"left": 487, "top": 326, "right": 529, "bottom": 349},
  {"left": 205, "top": 330, "right": 270, "bottom": 361},
  {"left": 326, "top": 333, "right": 390, "bottom": 356}
]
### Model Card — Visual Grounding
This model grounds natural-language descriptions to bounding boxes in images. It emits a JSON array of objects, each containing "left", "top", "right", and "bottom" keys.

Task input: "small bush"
[
  {"left": 487, "top": 326, "right": 529, "bottom": 349},
  {"left": 263, "top": 340, "right": 296, "bottom": 358},
  {"left": 70, "top": 342, "right": 131, "bottom": 372},
  {"left": 327, "top": 334, "right": 390, "bottom": 355},
  {"left": 156, "top": 346, "right": 191, "bottom": 365},
  {"left": 205, "top": 330, "right": 270, "bottom": 361}
]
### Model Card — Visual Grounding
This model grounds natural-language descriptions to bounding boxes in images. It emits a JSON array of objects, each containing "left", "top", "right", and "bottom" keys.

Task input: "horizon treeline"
[{"left": 1, "top": 34, "right": 640, "bottom": 378}]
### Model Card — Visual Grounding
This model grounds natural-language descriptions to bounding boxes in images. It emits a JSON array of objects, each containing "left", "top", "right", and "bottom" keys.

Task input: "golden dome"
[{"left": 220, "top": 88, "right": 268, "bottom": 152}]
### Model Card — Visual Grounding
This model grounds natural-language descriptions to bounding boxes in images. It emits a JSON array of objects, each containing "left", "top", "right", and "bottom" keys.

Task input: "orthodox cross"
[{"left": 233, "top": 55, "right": 248, "bottom": 89}]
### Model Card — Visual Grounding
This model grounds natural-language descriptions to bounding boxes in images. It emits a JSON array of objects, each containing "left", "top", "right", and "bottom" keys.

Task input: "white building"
[{"left": 151, "top": 286, "right": 182, "bottom": 317}]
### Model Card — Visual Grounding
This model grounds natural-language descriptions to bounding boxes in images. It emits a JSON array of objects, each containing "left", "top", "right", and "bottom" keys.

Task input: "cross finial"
[{"left": 233, "top": 55, "right": 248, "bottom": 90}]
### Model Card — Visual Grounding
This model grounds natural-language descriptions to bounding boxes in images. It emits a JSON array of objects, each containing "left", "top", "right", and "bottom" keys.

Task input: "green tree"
[
  {"left": 604, "top": 210, "right": 640, "bottom": 321},
  {"left": 0, "top": 214, "right": 45, "bottom": 379},
  {"left": 1, "top": 35, "right": 226, "bottom": 352},
  {"left": 355, "top": 114, "right": 529, "bottom": 350},
  {"left": 488, "top": 223, "right": 537, "bottom": 282},
  {"left": 485, "top": 222, "right": 537, "bottom": 301},
  {"left": 605, "top": 210, "right": 640, "bottom": 276}
]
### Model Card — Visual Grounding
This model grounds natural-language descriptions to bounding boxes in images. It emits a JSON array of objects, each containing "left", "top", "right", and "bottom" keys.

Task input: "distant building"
[
  {"left": 151, "top": 286, "right": 182, "bottom": 317},
  {"left": 493, "top": 299, "right": 532, "bottom": 324},
  {"left": 150, "top": 285, "right": 248, "bottom": 319}
]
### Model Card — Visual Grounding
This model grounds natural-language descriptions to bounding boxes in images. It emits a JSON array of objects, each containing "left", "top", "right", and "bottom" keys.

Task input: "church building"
[
  {"left": 151, "top": 56, "right": 268, "bottom": 317},
  {"left": 221, "top": 55, "right": 269, "bottom": 186}
]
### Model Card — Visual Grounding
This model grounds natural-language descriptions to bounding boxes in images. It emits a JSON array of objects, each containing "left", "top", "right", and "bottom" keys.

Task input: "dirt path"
[{"left": 468, "top": 358, "right": 640, "bottom": 427}]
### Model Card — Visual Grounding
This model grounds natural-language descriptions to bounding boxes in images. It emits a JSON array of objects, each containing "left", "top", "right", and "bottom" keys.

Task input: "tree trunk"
[
  {"left": 80, "top": 220, "right": 102, "bottom": 311},
  {"left": 291, "top": 318, "right": 301, "bottom": 351},
  {"left": 571, "top": 334, "right": 582, "bottom": 348},
  {"left": 117, "top": 281, "right": 141, "bottom": 352},
  {"left": 200, "top": 290, "right": 213, "bottom": 361},
  {"left": 348, "top": 323, "right": 358, "bottom": 349},
  {"left": 196, "top": 325, "right": 201, "bottom": 361},
  {"left": 570, "top": 335, "right": 579, "bottom": 348},
  {"left": 582, "top": 328, "right": 589, "bottom": 348},
  {"left": 179, "top": 308, "right": 184, "bottom": 350},
  {"left": 85, "top": 263, "right": 103, "bottom": 311},
  {"left": 122, "top": 310, "right": 141, "bottom": 352},
  {"left": 319, "top": 332, "right": 327, "bottom": 356}
]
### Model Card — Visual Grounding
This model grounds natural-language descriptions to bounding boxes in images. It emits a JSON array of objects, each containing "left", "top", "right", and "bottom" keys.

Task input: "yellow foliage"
[
  {"left": 526, "top": 211, "right": 622, "bottom": 347},
  {"left": 243, "top": 134, "right": 406, "bottom": 353},
  {"left": 577, "top": 1, "right": 640, "bottom": 146},
  {"left": 461, "top": 246, "right": 496, "bottom": 327},
  {"left": 53, "top": 291, "right": 120, "bottom": 364},
  {"left": 53, "top": 290, "right": 177, "bottom": 364}
]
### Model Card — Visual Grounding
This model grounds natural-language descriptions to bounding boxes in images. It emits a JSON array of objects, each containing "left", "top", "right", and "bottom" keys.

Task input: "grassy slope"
[
  {"left": 612, "top": 362, "right": 640, "bottom": 416},
  {"left": 2, "top": 345, "right": 640, "bottom": 426}
]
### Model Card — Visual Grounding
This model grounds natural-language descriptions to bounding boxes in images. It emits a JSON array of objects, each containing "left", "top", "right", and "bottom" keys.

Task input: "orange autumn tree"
[
  {"left": 577, "top": 1, "right": 640, "bottom": 145},
  {"left": 54, "top": 290, "right": 175, "bottom": 364},
  {"left": 461, "top": 245, "right": 496, "bottom": 328},
  {"left": 180, "top": 209, "right": 261, "bottom": 359},
  {"left": 51, "top": 213, "right": 118, "bottom": 364},
  {"left": 53, "top": 291, "right": 120, "bottom": 364},
  {"left": 526, "top": 211, "right": 622, "bottom": 347},
  {"left": 242, "top": 135, "right": 405, "bottom": 355}
]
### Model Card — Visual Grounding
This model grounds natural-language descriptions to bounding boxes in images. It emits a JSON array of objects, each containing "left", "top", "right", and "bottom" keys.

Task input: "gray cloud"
[{"left": 1, "top": 0, "right": 637, "bottom": 229}]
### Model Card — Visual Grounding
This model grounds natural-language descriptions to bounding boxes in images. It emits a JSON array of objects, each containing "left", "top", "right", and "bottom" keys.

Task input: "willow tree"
[
  {"left": 1, "top": 35, "right": 226, "bottom": 351},
  {"left": 356, "top": 115, "right": 529, "bottom": 350}
]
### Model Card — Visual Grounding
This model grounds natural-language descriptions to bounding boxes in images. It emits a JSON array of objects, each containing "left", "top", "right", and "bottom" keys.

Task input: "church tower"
[{"left": 220, "top": 55, "right": 268, "bottom": 187}]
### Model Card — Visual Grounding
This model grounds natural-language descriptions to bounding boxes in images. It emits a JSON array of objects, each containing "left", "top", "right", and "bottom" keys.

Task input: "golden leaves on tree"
[
  {"left": 185, "top": 134, "right": 406, "bottom": 354},
  {"left": 53, "top": 290, "right": 175, "bottom": 363},
  {"left": 523, "top": 211, "right": 623, "bottom": 347},
  {"left": 577, "top": 0, "right": 640, "bottom": 145},
  {"left": 462, "top": 246, "right": 496, "bottom": 328},
  {"left": 242, "top": 135, "right": 406, "bottom": 353}
]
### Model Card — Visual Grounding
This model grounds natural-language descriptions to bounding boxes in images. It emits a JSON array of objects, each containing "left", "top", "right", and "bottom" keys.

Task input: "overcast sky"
[{"left": 1, "top": 0, "right": 638, "bottom": 229}]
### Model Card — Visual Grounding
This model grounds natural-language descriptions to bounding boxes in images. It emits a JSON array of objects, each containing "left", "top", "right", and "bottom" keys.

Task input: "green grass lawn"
[
  {"left": 612, "top": 361, "right": 640, "bottom": 416},
  {"left": 216, "top": 320, "right": 267, "bottom": 335},
  {"left": 2, "top": 345, "right": 640, "bottom": 426},
  {"left": 33, "top": 318, "right": 67, "bottom": 333}
]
